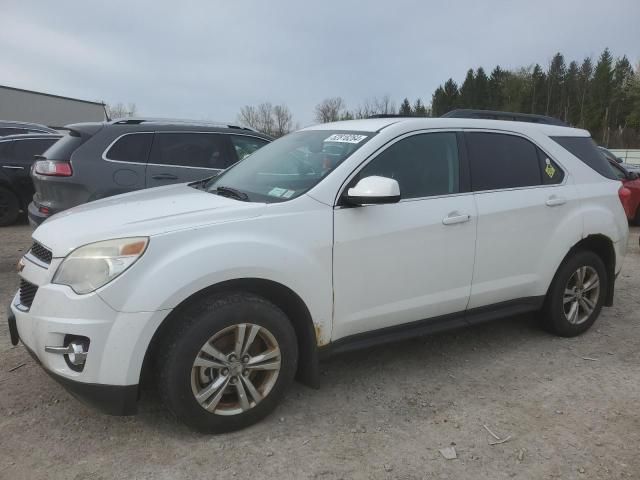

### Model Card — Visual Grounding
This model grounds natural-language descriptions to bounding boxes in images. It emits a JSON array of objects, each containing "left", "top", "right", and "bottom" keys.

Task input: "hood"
[{"left": 34, "top": 184, "right": 265, "bottom": 257}]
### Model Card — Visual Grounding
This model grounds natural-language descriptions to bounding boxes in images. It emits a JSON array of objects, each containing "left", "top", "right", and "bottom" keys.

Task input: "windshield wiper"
[{"left": 214, "top": 185, "right": 249, "bottom": 201}]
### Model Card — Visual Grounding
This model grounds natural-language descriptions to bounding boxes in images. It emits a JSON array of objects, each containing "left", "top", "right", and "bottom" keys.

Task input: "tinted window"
[
  {"left": 551, "top": 136, "right": 617, "bottom": 180},
  {"left": 105, "top": 133, "right": 152, "bottom": 163},
  {"left": 537, "top": 148, "right": 564, "bottom": 185},
  {"left": 43, "top": 132, "right": 88, "bottom": 160},
  {"left": 150, "top": 133, "right": 229, "bottom": 169},
  {"left": 0, "top": 141, "right": 12, "bottom": 160},
  {"left": 13, "top": 138, "right": 59, "bottom": 162},
  {"left": 0, "top": 127, "right": 28, "bottom": 136},
  {"left": 609, "top": 162, "right": 627, "bottom": 181},
  {"left": 467, "top": 132, "right": 541, "bottom": 191},
  {"left": 230, "top": 135, "right": 269, "bottom": 161},
  {"left": 357, "top": 132, "right": 459, "bottom": 199}
]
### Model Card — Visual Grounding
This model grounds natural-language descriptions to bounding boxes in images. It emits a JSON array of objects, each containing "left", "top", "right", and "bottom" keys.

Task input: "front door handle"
[
  {"left": 152, "top": 173, "right": 178, "bottom": 180},
  {"left": 2, "top": 165, "right": 24, "bottom": 170},
  {"left": 442, "top": 212, "right": 471, "bottom": 225},
  {"left": 546, "top": 195, "right": 566, "bottom": 207}
]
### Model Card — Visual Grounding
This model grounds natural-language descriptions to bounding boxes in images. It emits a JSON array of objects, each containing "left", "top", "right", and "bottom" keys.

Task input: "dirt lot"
[{"left": 1, "top": 222, "right": 639, "bottom": 480}]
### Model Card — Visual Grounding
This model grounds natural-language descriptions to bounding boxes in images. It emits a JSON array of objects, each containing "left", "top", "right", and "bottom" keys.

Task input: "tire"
[
  {"left": 0, "top": 186, "right": 20, "bottom": 226},
  {"left": 156, "top": 292, "right": 298, "bottom": 433},
  {"left": 541, "top": 250, "right": 607, "bottom": 337}
]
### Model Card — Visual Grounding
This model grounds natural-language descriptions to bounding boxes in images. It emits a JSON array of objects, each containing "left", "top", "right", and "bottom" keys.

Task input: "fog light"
[{"left": 45, "top": 335, "right": 90, "bottom": 371}]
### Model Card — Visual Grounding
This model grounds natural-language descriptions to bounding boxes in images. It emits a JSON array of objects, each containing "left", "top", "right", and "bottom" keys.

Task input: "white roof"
[{"left": 303, "top": 117, "right": 590, "bottom": 137}]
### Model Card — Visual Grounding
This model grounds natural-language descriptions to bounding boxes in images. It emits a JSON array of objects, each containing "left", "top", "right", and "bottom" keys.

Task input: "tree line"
[{"left": 236, "top": 48, "right": 640, "bottom": 147}]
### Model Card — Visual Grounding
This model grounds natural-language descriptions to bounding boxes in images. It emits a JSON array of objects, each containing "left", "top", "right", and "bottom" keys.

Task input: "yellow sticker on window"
[{"left": 544, "top": 159, "right": 555, "bottom": 178}]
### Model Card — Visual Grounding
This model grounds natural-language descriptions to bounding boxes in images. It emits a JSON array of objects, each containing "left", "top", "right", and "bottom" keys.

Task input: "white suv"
[{"left": 8, "top": 117, "right": 629, "bottom": 432}]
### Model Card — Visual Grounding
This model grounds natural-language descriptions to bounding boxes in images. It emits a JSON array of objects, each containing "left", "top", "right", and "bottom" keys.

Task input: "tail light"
[
  {"left": 618, "top": 185, "right": 631, "bottom": 209},
  {"left": 34, "top": 160, "right": 73, "bottom": 177}
]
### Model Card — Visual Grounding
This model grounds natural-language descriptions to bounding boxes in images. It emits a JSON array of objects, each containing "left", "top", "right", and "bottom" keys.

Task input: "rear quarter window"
[
  {"left": 550, "top": 136, "right": 617, "bottom": 180},
  {"left": 43, "top": 132, "right": 89, "bottom": 160},
  {"left": 104, "top": 133, "right": 153, "bottom": 163}
]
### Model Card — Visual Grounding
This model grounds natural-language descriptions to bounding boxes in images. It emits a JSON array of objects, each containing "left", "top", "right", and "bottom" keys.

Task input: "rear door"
[
  {"left": 465, "top": 131, "right": 574, "bottom": 309},
  {"left": 146, "top": 132, "right": 235, "bottom": 187},
  {"left": 3, "top": 138, "right": 59, "bottom": 196}
]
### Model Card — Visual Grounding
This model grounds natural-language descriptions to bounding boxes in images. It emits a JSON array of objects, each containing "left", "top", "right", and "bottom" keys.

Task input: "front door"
[{"left": 332, "top": 131, "right": 477, "bottom": 340}]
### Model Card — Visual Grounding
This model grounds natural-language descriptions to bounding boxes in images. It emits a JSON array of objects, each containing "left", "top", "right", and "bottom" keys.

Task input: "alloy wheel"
[
  {"left": 563, "top": 265, "right": 600, "bottom": 325},
  {"left": 190, "top": 323, "right": 281, "bottom": 416}
]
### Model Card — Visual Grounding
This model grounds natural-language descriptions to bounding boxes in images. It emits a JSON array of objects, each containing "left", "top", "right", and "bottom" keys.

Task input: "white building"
[{"left": 0, "top": 85, "right": 107, "bottom": 128}]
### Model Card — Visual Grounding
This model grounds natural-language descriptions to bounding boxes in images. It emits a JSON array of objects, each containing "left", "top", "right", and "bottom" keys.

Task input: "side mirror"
[{"left": 344, "top": 176, "right": 401, "bottom": 205}]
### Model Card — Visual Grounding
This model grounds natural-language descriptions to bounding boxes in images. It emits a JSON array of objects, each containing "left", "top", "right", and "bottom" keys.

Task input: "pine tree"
[
  {"left": 474, "top": 67, "right": 489, "bottom": 109},
  {"left": 587, "top": 48, "right": 614, "bottom": 141},
  {"left": 564, "top": 61, "right": 580, "bottom": 124},
  {"left": 399, "top": 98, "right": 412, "bottom": 116},
  {"left": 531, "top": 64, "right": 547, "bottom": 114},
  {"left": 413, "top": 98, "right": 427, "bottom": 116},
  {"left": 578, "top": 57, "right": 593, "bottom": 127},
  {"left": 546, "top": 52, "right": 566, "bottom": 118},
  {"left": 488, "top": 66, "right": 506, "bottom": 110},
  {"left": 459, "top": 69, "right": 475, "bottom": 108}
]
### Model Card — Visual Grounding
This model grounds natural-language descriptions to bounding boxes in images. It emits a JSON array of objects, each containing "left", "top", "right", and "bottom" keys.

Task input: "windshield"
[{"left": 203, "top": 130, "right": 375, "bottom": 202}]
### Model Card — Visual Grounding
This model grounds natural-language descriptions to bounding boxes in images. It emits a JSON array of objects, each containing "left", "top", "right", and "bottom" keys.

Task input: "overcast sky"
[{"left": 2, "top": 0, "right": 639, "bottom": 125}]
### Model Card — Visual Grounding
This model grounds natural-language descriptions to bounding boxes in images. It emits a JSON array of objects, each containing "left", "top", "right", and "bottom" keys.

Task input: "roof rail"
[
  {"left": 441, "top": 109, "right": 568, "bottom": 126},
  {"left": 109, "top": 117, "right": 257, "bottom": 132}
]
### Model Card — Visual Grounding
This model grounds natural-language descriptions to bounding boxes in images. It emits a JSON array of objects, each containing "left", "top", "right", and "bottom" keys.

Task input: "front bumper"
[
  {"left": 19, "top": 335, "right": 138, "bottom": 415},
  {"left": 9, "top": 256, "right": 171, "bottom": 414}
]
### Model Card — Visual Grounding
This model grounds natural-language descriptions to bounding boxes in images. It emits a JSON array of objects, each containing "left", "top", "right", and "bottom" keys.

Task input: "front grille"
[
  {"left": 19, "top": 279, "right": 38, "bottom": 309},
  {"left": 29, "top": 242, "right": 52, "bottom": 265}
]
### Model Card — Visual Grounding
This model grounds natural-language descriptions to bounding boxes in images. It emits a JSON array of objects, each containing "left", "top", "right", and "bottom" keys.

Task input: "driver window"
[{"left": 358, "top": 132, "right": 460, "bottom": 199}]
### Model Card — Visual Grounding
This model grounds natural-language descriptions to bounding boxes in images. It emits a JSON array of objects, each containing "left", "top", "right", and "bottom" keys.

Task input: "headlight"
[{"left": 53, "top": 237, "right": 148, "bottom": 294}]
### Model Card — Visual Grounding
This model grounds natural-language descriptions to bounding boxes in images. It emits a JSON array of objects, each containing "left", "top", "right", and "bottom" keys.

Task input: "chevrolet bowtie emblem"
[{"left": 17, "top": 259, "right": 25, "bottom": 273}]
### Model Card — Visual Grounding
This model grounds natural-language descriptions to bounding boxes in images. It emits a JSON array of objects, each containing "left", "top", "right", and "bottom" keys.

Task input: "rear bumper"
[{"left": 27, "top": 201, "right": 53, "bottom": 226}]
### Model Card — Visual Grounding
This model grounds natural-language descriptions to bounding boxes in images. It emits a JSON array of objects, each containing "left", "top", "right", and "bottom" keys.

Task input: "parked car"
[
  {"left": 607, "top": 158, "right": 640, "bottom": 223},
  {"left": 0, "top": 133, "right": 62, "bottom": 225},
  {"left": 9, "top": 117, "right": 628, "bottom": 433},
  {"left": 0, "top": 120, "right": 58, "bottom": 137},
  {"left": 28, "top": 118, "right": 272, "bottom": 225},
  {"left": 599, "top": 146, "right": 640, "bottom": 173}
]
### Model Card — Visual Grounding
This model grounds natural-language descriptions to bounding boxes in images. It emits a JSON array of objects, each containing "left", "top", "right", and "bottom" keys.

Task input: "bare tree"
[
  {"left": 314, "top": 97, "right": 345, "bottom": 123},
  {"left": 273, "top": 104, "right": 293, "bottom": 137},
  {"left": 106, "top": 102, "right": 137, "bottom": 119},
  {"left": 351, "top": 95, "right": 396, "bottom": 119},
  {"left": 237, "top": 102, "right": 294, "bottom": 137}
]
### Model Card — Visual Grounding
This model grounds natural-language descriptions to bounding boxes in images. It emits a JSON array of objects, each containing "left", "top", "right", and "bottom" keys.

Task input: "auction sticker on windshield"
[{"left": 324, "top": 134, "right": 368, "bottom": 144}]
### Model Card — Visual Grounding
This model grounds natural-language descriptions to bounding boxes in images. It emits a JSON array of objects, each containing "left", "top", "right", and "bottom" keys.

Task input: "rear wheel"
[
  {"left": 541, "top": 250, "right": 607, "bottom": 337},
  {"left": 0, "top": 186, "right": 20, "bottom": 226},
  {"left": 157, "top": 292, "right": 298, "bottom": 433}
]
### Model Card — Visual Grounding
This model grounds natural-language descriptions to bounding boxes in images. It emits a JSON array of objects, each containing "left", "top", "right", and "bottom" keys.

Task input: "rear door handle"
[
  {"left": 2, "top": 165, "right": 24, "bottom": 170},
  {"left": 152, "top": 173, "right": 178, "bottom": 180},
  {"left": 545, "top": 195, "right": 566, "bottom": 207},
  {"left": 442, "top": 212, "right": 471, "bottom": 225}
]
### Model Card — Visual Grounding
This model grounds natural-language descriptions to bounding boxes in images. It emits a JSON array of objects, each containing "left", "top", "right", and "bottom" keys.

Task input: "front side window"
[
  {"left": 150, "top": 132, "right": 229, "bottom": 169},
  {"left": 105, "top": 133, "right": 153, "bottom": 163},
  {"left": 204, "top": 130, "right": 375, "bottom": 202},
  {"left": 467, "top": 132, "right": 541, "bottom": 191},
  {"left": 356, "top": 132, "right": 460, "bottom": 199},
  {"left": 230, "top": 135, "right": 269, "bottom": 161}
]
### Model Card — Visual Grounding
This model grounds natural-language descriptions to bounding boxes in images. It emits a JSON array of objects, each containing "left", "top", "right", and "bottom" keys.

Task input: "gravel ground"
[{"left": 1, "top": 222, "right": 639, "bottom": 480}]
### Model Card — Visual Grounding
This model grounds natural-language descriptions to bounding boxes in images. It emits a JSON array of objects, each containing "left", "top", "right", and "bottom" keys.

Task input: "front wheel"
[
  {"left": 541, "top": 250, "right": 607, "bottom": 337},
  {"left": 157, "top": 293, "right": 298, "bottom": 433}
]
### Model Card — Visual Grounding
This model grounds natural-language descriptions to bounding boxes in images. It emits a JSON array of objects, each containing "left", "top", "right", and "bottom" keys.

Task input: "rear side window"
[
  {"left": 0, "top": 141, "right": 12, "bottom": 160},
  {"left": 105, "top": 133, "right": 153, "bottom": 163},
  {"left": 13, "top": 139, "right": 59, "bottom": 162},
  {"left": 551, "top": 136, "right": 617, "bottom": 180},
  {"left": 537, "top": 149, "right": 564, "bottom": 185},
  {"left": 230, "top": 135, "right": 269, "bottom": 161},
  {"left": 43, "top": 132, "right": 89, "bottom": 160},
  {"left": 466, "top": 132, "right": 541, "bottom": 191},
  {"left": 150, "top": 132, "right": 230, "bottom": 169}
]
